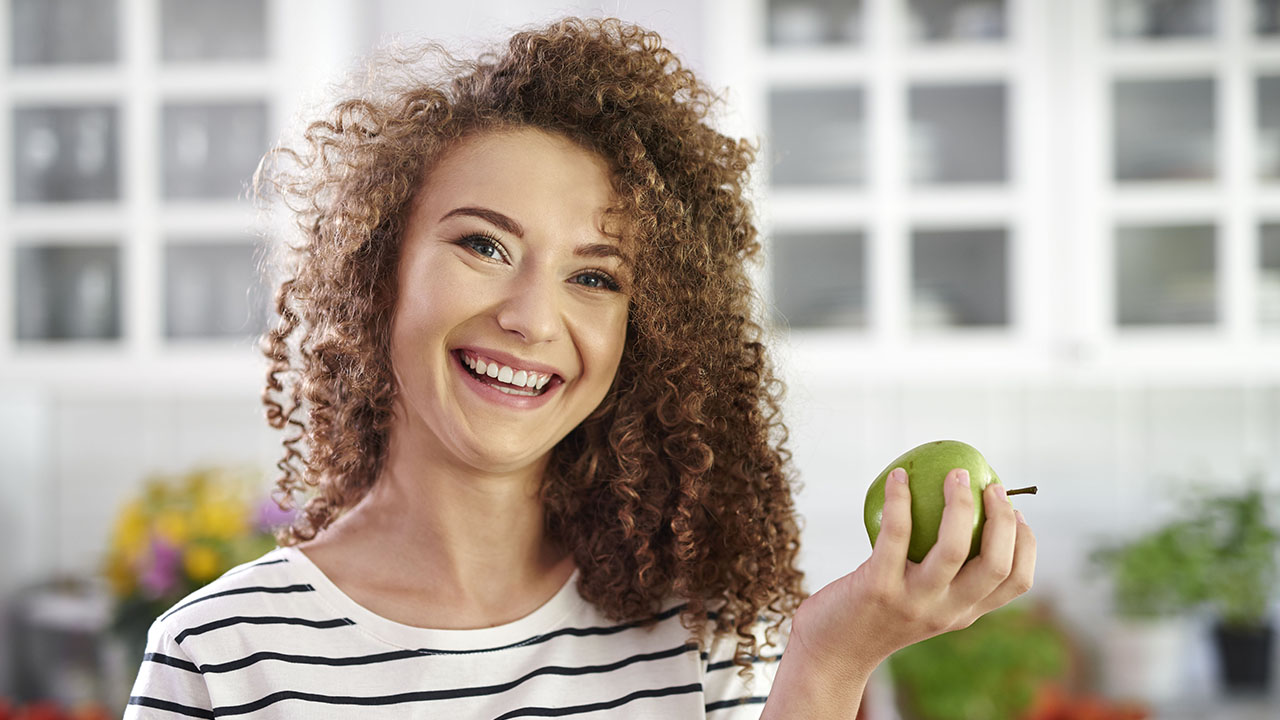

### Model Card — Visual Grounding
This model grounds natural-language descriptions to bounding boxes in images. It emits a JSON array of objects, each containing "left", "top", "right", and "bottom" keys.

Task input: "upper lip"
[{"left": 457, "top": 347, "right": 566, "bottom": 379}]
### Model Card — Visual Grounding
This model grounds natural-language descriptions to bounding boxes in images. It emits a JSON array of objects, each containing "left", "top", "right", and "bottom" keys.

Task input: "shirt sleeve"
[
  {"left": 122, "top": 620, "right": 213, "bottom": 720},
  {"left": 701, "top": 618, "right": 784, "bottom": 718}
]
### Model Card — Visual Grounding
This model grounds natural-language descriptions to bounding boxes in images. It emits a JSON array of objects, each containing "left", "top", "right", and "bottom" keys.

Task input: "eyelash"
[{"left": 454, "top": 232, "right": 624, "bottom": 293}]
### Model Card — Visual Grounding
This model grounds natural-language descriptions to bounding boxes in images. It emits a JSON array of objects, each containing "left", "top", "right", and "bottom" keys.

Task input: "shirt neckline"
[{"left": 280, "top": 545, "right": 587, "bottom": 651}]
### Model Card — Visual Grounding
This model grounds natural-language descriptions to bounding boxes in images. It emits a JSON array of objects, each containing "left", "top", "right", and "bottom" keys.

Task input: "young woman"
[{"left": 126, "top": 18, "right": 1035, "bottom": 719}]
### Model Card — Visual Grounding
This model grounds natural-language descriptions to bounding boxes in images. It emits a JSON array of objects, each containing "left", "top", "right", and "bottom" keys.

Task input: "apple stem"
[{"left": 1007, "top": 486, "right": 1038, "bottom": 496}]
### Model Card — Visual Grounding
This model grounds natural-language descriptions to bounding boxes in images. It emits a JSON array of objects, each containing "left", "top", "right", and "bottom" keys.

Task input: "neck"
[{"left": 330, "top": 409, "right": 572, "bottom": 609}]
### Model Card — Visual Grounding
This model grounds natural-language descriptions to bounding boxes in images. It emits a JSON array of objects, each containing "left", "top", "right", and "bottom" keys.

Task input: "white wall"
[{"left": 353, "top": 0, "right": 709, "bottom": 77}]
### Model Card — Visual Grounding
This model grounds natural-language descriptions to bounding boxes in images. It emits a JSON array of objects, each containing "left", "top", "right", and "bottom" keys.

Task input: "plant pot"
[
  {"left": 1099, "top": 616, "right": 1194, "bottom": 706},
  {"left": 1212, "top": 621, "right": 1274, "bottom": 694}
]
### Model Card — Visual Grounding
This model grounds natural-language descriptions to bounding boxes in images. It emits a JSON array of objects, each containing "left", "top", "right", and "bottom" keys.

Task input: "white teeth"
[
  {"left": 496, "top": 385, "right": 539, "bottom": 396},
  {"left": 461, "top": 352, "right": 554, "bottom": 392}
]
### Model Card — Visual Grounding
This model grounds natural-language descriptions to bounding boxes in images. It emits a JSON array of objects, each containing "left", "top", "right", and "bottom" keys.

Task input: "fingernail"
[
  {"left": 891, "top": 468, "right": 907, "bottom": 484},
  {"left": 1015, "top": 510, "right": 1027, "bottom": 525},
  {"left": 995, "top": 483, "right": 1008, "bottom": 500},
  {"left": 955, "top": 469, "right": 970, "bottom": 488}
]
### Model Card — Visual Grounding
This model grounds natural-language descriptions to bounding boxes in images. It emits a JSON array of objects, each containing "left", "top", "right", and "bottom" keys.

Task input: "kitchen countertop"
[{"left": 1153, "top": 695, "right": 1278, "bottom": 720}]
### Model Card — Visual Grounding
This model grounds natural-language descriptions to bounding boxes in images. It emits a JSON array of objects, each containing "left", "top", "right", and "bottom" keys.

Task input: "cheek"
[
  {"left": 395, "top": 257, "right": 470, "bottom": 339},
  {"left": 594, "top": 305, "right": 629, "bottom": 376}
]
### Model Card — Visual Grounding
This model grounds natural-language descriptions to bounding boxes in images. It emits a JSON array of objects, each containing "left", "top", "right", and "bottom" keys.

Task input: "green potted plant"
[
  {"left": 1090, "top": 518, "right": 1212, "bottom": 619},
  {"left": 1088, "top": 516, "right": 1214, "bottom": 705},
  {"left": 887, "top": 603, "right": 1070, "bottom": 720},
  {"left": 1196, "top": 484, "right": 1279, "bottom": 694}
]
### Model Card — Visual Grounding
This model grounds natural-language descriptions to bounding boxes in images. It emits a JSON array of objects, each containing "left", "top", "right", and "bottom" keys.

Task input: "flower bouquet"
[{"left": 102, "top": 466, "right": 293, "bottom": 660}]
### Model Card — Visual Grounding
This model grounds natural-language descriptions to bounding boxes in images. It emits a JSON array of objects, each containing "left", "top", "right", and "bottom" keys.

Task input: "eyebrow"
[
  {"left": 439, "top": 205, "right": 632, "bottom": 268},
  {"left": 441, "top": 206, "right": 524, "bottom": 237}
]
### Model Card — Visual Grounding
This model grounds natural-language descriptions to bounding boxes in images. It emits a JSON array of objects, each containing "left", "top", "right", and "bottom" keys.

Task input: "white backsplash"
[{"left": 1, "top": 375, "right": 1277, "bottom": 673}]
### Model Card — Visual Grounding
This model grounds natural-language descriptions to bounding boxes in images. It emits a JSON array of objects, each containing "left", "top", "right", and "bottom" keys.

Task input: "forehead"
[{"left": 414, "top": 127, "right": 622, "bottom": 236}]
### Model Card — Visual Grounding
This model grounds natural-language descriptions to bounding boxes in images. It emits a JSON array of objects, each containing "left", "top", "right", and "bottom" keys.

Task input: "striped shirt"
[{"left": 124, "top": 547, "right": 782, "bottom": 719}]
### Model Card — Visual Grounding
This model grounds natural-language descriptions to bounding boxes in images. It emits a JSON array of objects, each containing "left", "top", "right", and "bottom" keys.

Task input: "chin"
[{"left": 461, "top": 442, "right": 554, "bottom": 474}]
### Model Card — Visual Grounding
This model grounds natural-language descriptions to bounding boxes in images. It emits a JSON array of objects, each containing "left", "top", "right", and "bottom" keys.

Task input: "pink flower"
[
  {"left": 139, "top": 536, "right": 181, "bottom": 598},
  {"left": 255, "top": 496, "right": 296, "bottom": 532}
]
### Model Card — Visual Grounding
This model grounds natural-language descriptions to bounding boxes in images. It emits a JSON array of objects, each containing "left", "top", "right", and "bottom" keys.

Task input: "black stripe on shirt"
[
  {"left": 222, "top": 640, "right": 691, "bottom": 679},
  {"left": 493, "top": 683, "right": 705, "bottom": 719},
  {"left": 159, "top": 584, "right": 315, "bottom": 621},
  {"left": 706, "top": 696, "right": 768, "bottom": 713},
  {"left": 400, "top": 602, "right": 690, "bottom": 658},
  {"left": 143, "top": 651, "right": 200, "bottom": 674},
  {"left": 705, "top": 653, "right": 783, "bottom": 672},
  {"left": 223, "top": 557, "right": 289, "bottom": 577},
  {"left": 127, "top": 695, "right": 215, "bottom": 719},
  {"left": 206, "top": 644, "right": 698, "bottom": 716},
  {"left": 187, "top": 604, "right": 690, "bottom": 671},
  {"left": 174, "top": 615, "right": 354, "bottom": 643},
  {"left": 199, "top": 647, "right": 427, "bottom": 674}
]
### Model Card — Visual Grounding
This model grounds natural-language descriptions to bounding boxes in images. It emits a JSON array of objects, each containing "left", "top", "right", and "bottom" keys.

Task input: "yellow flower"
[
  {"left": 193, "top": 499, "right": 247, "bottom": 540},
  {"left": 154, "top": 510, "right": 190, "bottom": 545},
  {"left": 112, "top": 501, "right": 148, "bottom": 555},
  {"left": 184, "top": 545, "right": 222, "bottom": 581}
]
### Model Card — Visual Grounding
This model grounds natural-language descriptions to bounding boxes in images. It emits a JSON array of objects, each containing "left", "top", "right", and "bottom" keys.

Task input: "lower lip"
[{"left": 453, "top": 351, "right": 561, "bottom": 410}]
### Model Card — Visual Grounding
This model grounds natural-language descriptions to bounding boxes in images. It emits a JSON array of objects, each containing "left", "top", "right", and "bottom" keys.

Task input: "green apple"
[{"left": 863, "top": 440, "right": 1034, "bottom": 563}]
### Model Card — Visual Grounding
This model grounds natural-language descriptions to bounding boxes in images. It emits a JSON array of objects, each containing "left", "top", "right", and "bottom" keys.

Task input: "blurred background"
[{"left": 2, "top": 0, "right": 1279, "bottom": 718}]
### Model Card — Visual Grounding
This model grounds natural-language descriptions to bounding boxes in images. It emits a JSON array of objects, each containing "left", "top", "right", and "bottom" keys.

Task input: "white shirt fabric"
[{"left": 124, "top": 546, "right": 781, "bottom": 719}]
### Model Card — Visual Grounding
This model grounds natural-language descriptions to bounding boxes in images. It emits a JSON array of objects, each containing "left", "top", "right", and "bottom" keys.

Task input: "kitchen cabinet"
[{"left": 709, "top": 0, "right": 1280, "bottom": 382}]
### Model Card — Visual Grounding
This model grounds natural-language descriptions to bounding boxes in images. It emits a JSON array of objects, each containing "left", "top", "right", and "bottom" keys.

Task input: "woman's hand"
[{"left": 762, "top": 467, "right": 1037, "bottom": 719}]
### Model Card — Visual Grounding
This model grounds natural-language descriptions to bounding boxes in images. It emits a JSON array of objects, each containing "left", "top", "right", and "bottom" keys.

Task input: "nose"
[{"left": 494, "top": 270, "right": 565, "bottom": 344}]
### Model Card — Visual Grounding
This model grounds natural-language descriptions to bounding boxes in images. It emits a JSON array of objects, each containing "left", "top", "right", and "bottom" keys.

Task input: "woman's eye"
[
  {"left": 574, "top": 271, "right": 622, "bottom": 292},
  {"left": 459, "top": 234, "right": 504, "bottom": 260}
]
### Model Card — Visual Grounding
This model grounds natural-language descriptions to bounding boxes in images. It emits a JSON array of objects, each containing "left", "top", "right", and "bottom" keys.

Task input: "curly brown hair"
[{"left": 258, "top": 16, "right": 807, "bottom": 675}]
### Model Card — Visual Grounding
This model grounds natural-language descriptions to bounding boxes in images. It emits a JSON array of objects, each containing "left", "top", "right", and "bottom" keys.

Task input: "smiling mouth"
[{"left": 454, "top": 350, "right": 562, "bottom": 397}]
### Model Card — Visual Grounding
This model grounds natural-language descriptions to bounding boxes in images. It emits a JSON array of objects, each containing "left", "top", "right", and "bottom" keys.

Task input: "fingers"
[
  {"left": 919, "top": 469, "right": 977, "bottom": 583},
  {"left": 971, "top": 510, "right": 1038, "bottom": 617},
  {"left": 950, "top": 481, "right": 1018, "bottom": 606},
  {"left": 867, "top": 467, "right": 912, "bottom": 586}
]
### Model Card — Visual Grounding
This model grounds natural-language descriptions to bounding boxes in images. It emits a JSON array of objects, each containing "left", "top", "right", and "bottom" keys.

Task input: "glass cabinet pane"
[
  {"left": 15, "top": 244, "right": 122, "bottom": 341},
  {"left": 13, "top": 105, "right": 120, "bottom": 203},
  {"left": 906, "top": 0, "right": 1006, "bottom": 43},
  {"left": 1260, "top": 224, "right": 1280, "bottom": 325},
  {"left": 768, "top": 88, "right": 864, "bottom": 186},
  {"left": 1113, "top": 79, "right": 1215, "bottom": 181},
  {"left": 1115, "top": 224, "right": 1216, "bottom": 325},
  {"left": 1109, "top": 0, "right": 1215, "bottom": 40},
  {"left": 766, "top": 0, "right": 863, "bottom": 47},
  {"left": 161, "top": 0, "right": 267, "bottom": 62},
  {"left": 162, "top": 102, "right": 268, "bottom": 200},
  {"left": 771, "top": 231, "right": 866, "bottom": 328},
  {"left": 1260, "top": 0, "right": 1280, "bottom": 34},
  {"left": 911, "top": 228, "right": 1008, "bottom": 328},
  {"left": 1258, "top": 76, "right": 1280, "bottom": 179},
  {"left": 908, "top": 83, "right": 1007, "bottom": 185},
  {"left": 11, "top": 0, "right": 117, "bottom": 66},
  {"left": 164, "top": 242, "right": 269, "bottom": 339}
]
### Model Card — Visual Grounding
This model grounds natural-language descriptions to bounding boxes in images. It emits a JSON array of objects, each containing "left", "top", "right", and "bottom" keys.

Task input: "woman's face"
[{"left": 389, "top": 127, "right": 631, "bottom": 475}]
